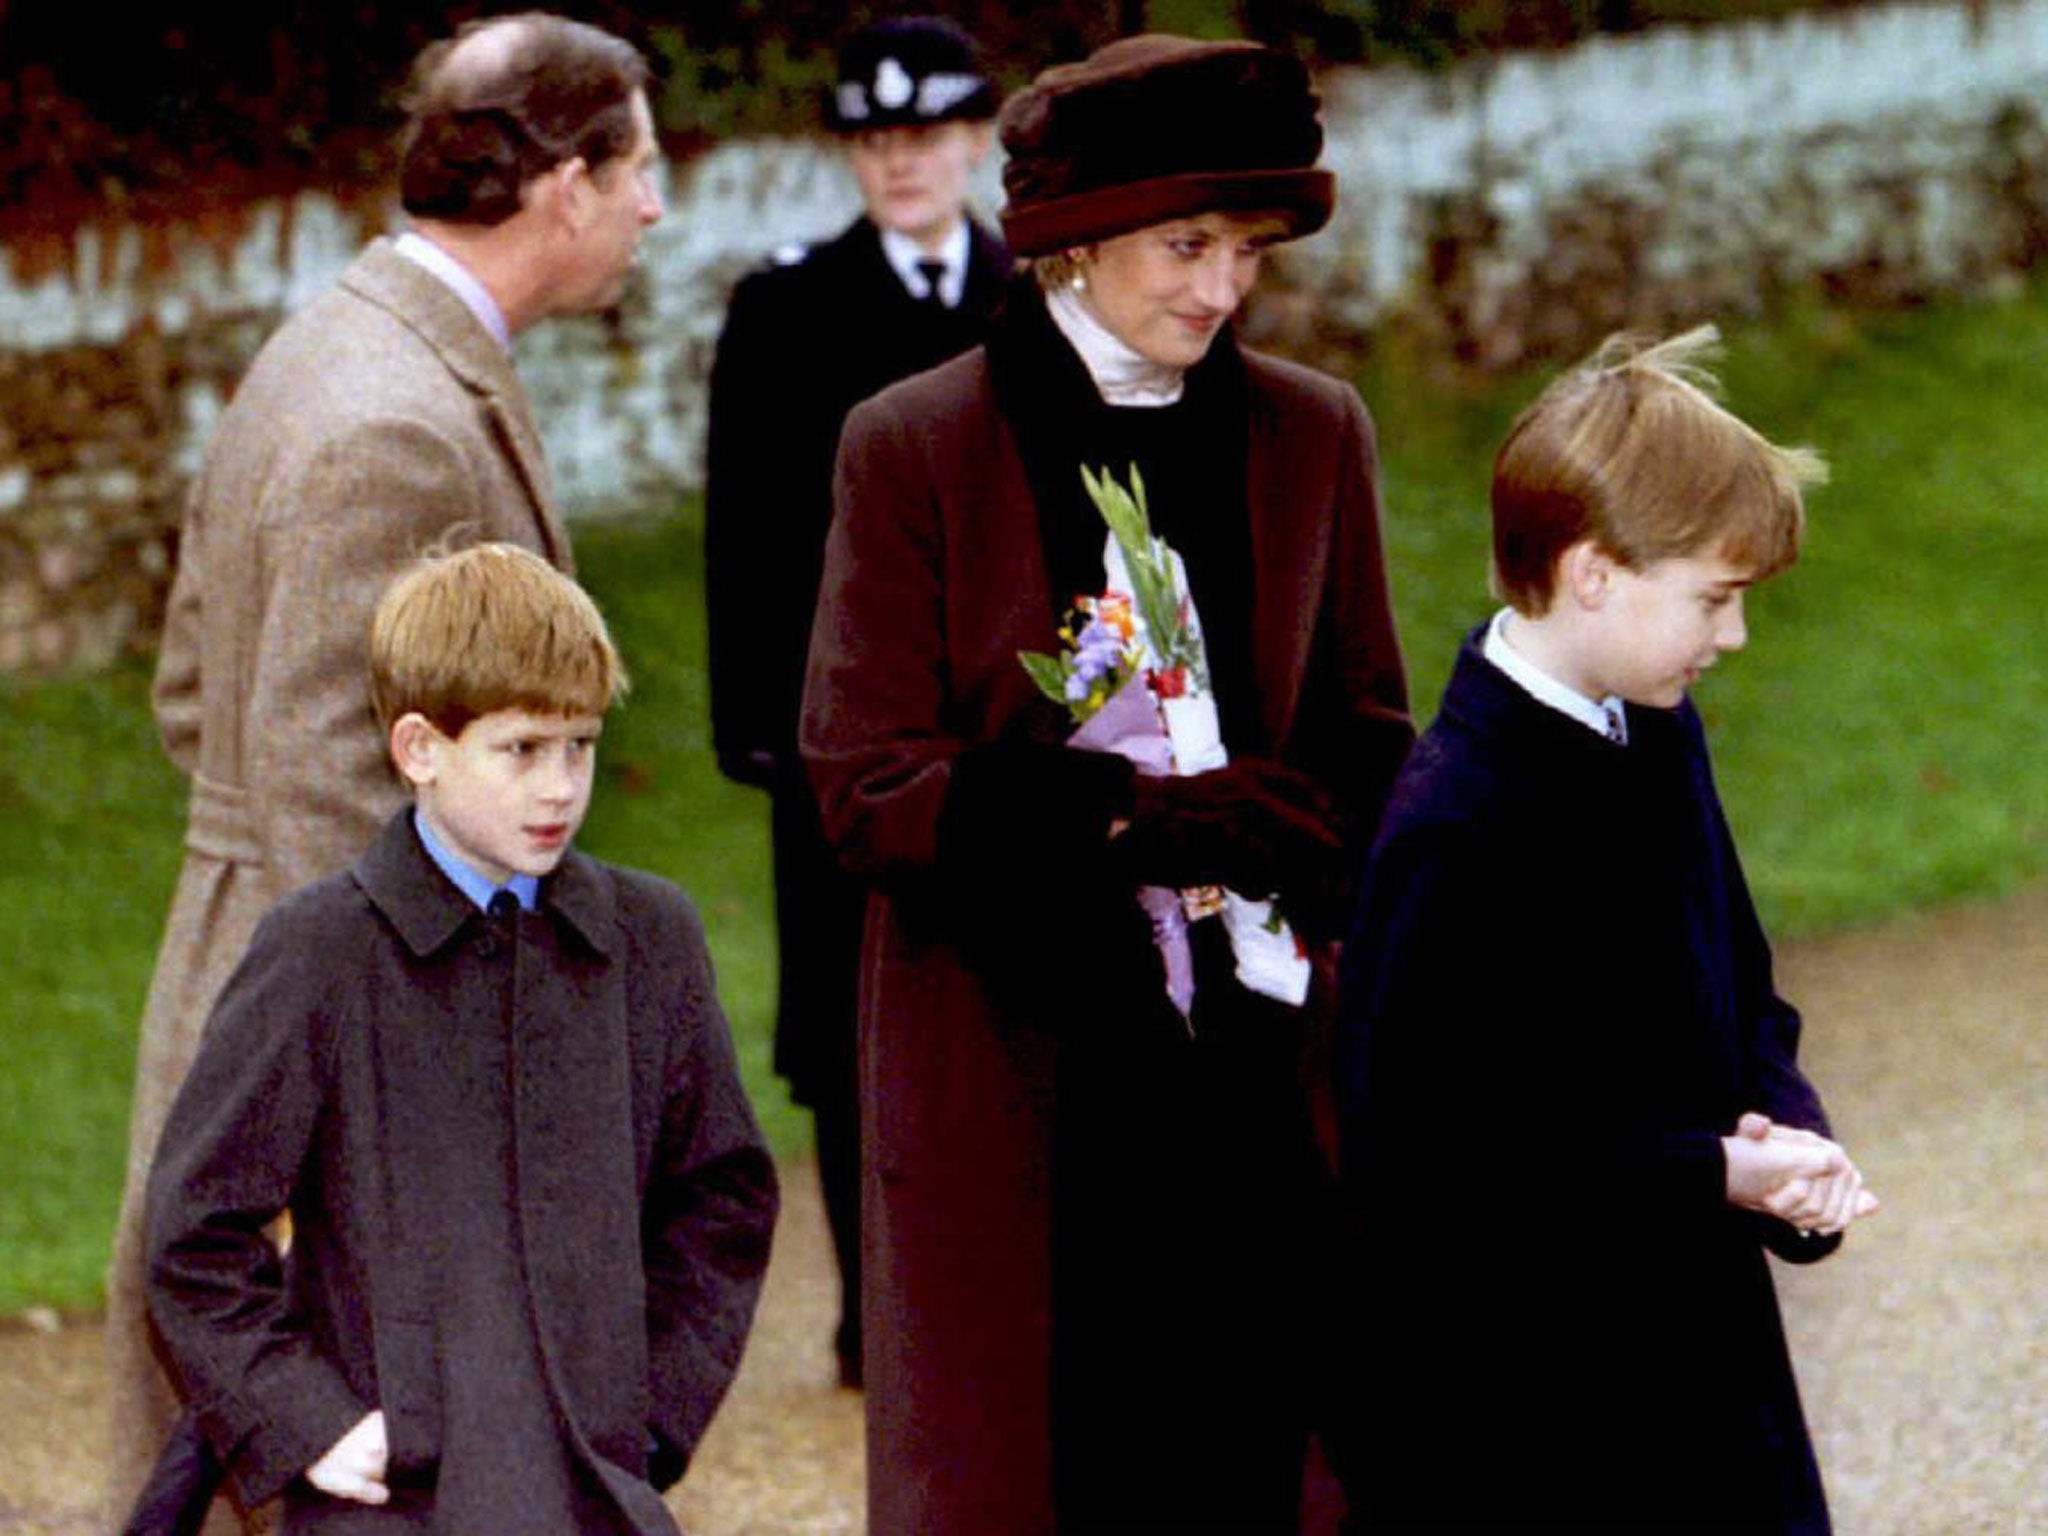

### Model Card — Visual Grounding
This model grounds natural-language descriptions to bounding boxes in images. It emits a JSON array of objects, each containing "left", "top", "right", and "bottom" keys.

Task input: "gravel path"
[
  {"left": 1769, "top": 877, "right": 2048, "bottom": 1531},
  {"left": 2, "top": 878, "right": 2043, "bottom": 1533},
  {"left": 0, "top": 1167, "right": 863, "bottom": 1536}
]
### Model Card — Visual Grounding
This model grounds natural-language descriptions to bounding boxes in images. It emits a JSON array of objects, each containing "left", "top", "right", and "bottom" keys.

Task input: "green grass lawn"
[
  {"left": 570, "top": 521, "right": 800, "bottom": 1156},
  {"left": 3, "top": 285, "right": 2045, "bottom": 1314}
]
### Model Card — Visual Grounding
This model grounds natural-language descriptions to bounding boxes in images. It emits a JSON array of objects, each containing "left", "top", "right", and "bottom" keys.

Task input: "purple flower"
[{"left": 1072, "top": 619, "right": 1125, "bottom": 676}]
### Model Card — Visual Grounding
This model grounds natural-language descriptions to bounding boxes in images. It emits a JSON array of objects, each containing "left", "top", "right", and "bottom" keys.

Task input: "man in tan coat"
[{"left": 106, "top": 15, "right": 663, "bottom": 1526}]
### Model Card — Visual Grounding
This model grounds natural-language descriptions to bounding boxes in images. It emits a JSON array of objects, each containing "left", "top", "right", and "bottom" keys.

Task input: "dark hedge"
[{"left": 0, "top": 0, "right": 1888, "bottom": 230}]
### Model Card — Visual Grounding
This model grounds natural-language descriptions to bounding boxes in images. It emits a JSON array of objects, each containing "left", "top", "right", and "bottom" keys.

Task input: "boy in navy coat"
[
  {"left": 143, "top": 544, "right": 777, "bottom": 1532},
  {"left": 1333, "top": 328, "right": 1877, "bottom": 1532}
]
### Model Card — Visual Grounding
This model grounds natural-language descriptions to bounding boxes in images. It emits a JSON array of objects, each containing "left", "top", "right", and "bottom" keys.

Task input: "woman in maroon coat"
[{"left": 800, "top": 37, "right": 1412, "bottom": 1534}]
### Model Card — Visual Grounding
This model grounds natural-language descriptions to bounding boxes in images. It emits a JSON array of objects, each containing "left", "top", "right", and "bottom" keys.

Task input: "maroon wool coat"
[{"left": 800, "top": 340, "right": 1412, "bottom": 1535}]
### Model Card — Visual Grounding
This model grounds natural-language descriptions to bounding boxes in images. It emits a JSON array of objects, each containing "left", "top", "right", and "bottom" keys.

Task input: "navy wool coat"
[
  {"left": 144, "top": 813, "right": 778, "bottom": 1532},
  {"left": 1333, "top": 631, "right": 1844, "bottom": 1532}
]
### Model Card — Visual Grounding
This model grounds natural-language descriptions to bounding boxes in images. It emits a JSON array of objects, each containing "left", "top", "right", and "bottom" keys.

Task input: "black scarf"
[{"left": 985, "top": 277, "right": 1263, "bottom": 756}]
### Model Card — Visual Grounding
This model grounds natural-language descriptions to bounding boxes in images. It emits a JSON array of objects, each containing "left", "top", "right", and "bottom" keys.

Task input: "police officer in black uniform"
[{"left": 704, "top": 15, "right": 1012, "bottom": 1388}]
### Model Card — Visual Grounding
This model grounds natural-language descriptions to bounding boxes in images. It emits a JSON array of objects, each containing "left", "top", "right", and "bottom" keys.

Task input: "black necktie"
[
  {"left": 477, "top": 888, "right": 519, "bottom": 957},
  {"left": 917, "top": 259, "right": 948, "bottom": 309}
]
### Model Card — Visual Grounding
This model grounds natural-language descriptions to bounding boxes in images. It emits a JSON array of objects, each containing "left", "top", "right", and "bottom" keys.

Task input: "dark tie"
[
  {"left": 478, "top": 888, "right": 520, "bottom": 957},
  {"left": 917, "top": 259, "right": 948, "bottom": 309}
]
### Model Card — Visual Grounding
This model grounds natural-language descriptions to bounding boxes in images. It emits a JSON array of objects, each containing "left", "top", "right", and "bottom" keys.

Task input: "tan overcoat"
[{"left": 105, "top": 238, "right": 570, "bottom": 1525}]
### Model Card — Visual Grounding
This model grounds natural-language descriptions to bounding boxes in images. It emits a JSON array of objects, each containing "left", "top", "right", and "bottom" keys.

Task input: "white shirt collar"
[
  {"left": 1045, "top": 283, "right": 1187, "bottom": 408},
  {"left": 879, "top": 220, "right": 971, "bottom": 308},
  {"left": 1482, "top": 608, "right": 1629, "bottom": 744},
  {"left": 393, "top": 230, "right": 511, "bottom": 351}
]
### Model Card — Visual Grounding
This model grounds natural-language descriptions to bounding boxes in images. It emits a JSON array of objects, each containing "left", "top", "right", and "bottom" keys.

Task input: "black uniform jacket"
[
  {"left": 144, "top": 813, "right": 778, "bottom": 1530},
  {"left": 703, "top": 212, "right": 1011, "bottom": 1099},
  {"left": 1334, "top": 631, "right": 1842, "bottom": 1532},
  {"left": 704, "top": 213, "right": 1013, "bottom": 785}
]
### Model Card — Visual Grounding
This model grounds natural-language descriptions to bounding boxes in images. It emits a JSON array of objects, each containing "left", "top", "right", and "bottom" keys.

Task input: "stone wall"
[
  {"left": 1306, "top": 1, "right": 2048, "bottom": 364},
  {"left": 5, "top": 0, "right": 2048, "bottom": 673},
  {"left": 0, "top": 334, "right": 178, "bottom": 672}
]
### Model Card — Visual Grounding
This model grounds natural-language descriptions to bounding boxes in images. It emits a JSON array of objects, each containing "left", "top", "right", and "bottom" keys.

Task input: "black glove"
[
  {"left": 1116, "top": 758, "right": 1342, "bottom": 898},
  {"left": 647, "top": 1429, "right": 687, "bottom": 1491},
  {"left": 931, "top": 741, "right": 1153, "bottom": 1012},
  {"left": 938, "top": 740, "right": 1136, "bottom": 883}
]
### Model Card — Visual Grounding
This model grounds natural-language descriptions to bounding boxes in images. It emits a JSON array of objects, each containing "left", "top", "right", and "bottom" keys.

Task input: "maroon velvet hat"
[{"left": 998, "top": 35, "right": 1335, "bottom": 258}]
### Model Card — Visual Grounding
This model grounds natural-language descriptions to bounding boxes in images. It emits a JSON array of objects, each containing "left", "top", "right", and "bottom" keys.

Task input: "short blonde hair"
[
  {"left": 369, "top": 542, "right": 628, "bottom": 735},
  {"left": 1491, "top": 326, "right": 1827, "bottom": 615}
]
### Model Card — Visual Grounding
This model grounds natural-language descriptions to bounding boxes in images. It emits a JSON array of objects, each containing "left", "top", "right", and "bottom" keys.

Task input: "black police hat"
[{"left": 827, "top": 16, "right": 997, "bottom": 133}]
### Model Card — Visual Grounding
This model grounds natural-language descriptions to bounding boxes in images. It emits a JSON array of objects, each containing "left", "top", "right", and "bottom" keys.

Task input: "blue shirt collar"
[{"left": 412, "top": 808, "right": 540, "bottom": 912}]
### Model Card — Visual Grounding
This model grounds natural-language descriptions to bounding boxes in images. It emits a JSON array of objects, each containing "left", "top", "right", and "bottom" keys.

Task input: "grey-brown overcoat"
[
  {"left": 144, "top": 812, "right": 777, "bottom": 1531},
  {"left": 801, "top": 338, "right": 1412, "bottom": 1534},
  {"left": 107, "top": 238, "right": 570, "bottom": 1522}
]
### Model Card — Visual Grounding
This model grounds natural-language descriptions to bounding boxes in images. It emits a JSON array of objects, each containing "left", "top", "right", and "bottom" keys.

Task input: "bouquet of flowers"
[
  {"left": 1018, "top": 464, "right": 1309, "bottom": 1020},
  {"left": 1018, "top": 592, "right": 1141, "bottom": 722},
  {"left": 1019, "top": 466, "right": 1207, "bottom": 718}
]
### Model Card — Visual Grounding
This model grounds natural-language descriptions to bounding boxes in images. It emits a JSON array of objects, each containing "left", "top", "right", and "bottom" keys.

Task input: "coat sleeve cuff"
[
  {"left": 197, "top": 1359, "right": 369, "bottom": 1508},
  {"left": 1665, "top": 1128, "right": 1732, "bottom": 1217},
  {"left": 936, "top": 739, "right": 1135, "bottom": 889},
  {"left": 1756, "top": 1215, "right": 1844, "bottom": 1264}
]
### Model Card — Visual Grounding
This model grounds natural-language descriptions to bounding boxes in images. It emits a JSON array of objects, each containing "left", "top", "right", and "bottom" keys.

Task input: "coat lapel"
[
  {"left": 351, "top": 822, "right": 645, "bottom": 1482},
  {"left": 512, "top": 856, "right": 644, "bottom": 1469},
  {"left": 339, "top": 241, "right": 571, "bottom": 573},
  {"left": 1242, "top": 364, "right": 1330, "bottom": 753},
  {"left": 349, "top": 813, "right": 473, "bottom": 1471},
  {"left": 963, "top": 219, "right": 1015, "bottom": 313}
]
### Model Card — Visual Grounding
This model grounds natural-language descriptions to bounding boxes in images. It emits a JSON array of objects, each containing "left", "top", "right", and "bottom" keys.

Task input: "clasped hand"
[{"left": 1722, "top": 1113, "right": 1880, "bottom": 1236}]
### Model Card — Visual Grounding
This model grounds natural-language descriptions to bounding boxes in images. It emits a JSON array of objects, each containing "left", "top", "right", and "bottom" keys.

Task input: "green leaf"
[
  {"left": 1018, "top": 649, "right": 1071, "bottom": 704},
  {"left": 1078, "top": 461, "right": 1215, "bottom": 691}
]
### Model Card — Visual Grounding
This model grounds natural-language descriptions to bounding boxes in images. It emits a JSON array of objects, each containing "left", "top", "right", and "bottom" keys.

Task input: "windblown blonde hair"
[
  {"left": 369, "top": 541, "right": 628, "bottom": 735},
  {"left": 1491, "top": 325, "right": 1827, "bottom": 615}
]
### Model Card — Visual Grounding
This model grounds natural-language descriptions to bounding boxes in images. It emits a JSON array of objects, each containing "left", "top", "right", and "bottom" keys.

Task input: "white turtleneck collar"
[{"left": 1045, "top": 282, "right": 1187, "bottom": 408}]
